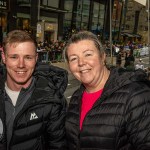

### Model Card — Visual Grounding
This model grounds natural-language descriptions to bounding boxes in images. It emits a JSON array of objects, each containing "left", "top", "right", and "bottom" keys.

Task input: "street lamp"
[
  {"left": 38, "top": 0, "right": 40, "bottom": 21},
  {"left": 148, "top": 0, "right": 150, "bottom": 65},
  {"left": 110, "top": 0, "right": 113, "bottom": 65}
]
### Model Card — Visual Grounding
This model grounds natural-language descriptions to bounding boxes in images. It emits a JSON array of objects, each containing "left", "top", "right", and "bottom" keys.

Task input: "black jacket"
[
  {"left": 66, "top": 68, "right": 150, "bottom": 150},
  {"left": 0, "top": 65, "right": 68, "bottom": 150}
]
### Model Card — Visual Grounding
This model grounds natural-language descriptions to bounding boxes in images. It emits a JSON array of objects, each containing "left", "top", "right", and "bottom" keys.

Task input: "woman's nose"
[{"left": 78, "top": 57, "right": 85, "bottom": 66}]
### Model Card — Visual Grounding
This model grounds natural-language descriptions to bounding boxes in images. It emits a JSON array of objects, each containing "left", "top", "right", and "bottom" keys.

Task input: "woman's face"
[{"left": 67, "top": 40, "right": 107, "bottom": 90}]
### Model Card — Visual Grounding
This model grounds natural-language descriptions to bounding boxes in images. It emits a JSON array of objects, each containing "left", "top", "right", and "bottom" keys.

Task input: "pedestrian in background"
[
  {"left": 135, "top": 58, "right": 144, "bottom": 70},
  {"left": 0, "top": 30, "right": 67, "bottom": 150},
  {"left": 124, "top": 50, "right": 135, "bottom": 71},
  {"left": 65, "top": 31, "right": 150, "bottom": 150},
  {"left": 116, "top": 51, "right": 122, "bottom": 68}
]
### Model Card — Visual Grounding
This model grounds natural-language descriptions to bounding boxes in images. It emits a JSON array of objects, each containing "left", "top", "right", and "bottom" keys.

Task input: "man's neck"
[{"left": 6, "top": 78, "right": 33, "bottom": 91}]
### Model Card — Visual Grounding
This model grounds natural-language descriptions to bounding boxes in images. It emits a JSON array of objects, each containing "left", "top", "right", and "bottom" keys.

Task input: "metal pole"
[
  {"left": 148, "top": 0, "right": 150, "bottom": 65},
  {"left": 38, "top": 0, "right": 40, "bottom": 21},
  {"left": 110, "top": 0, "right": 113, "bottom": 65}
]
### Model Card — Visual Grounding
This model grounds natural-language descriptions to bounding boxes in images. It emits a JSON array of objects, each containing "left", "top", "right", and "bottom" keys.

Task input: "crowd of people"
[
  {"left": 113, "top": 41, "right": 150, "bottom": 79},
  {"left": 37, "top": 40, "right": 66, "bottom": 63},
  {"left": 0, "top": 29, "right": 150, "bottom": 150}
]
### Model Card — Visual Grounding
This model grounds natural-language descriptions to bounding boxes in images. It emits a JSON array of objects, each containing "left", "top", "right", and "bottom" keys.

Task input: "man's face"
[{"left": 2, "top": 42, "right": 38, "bottom": 90}]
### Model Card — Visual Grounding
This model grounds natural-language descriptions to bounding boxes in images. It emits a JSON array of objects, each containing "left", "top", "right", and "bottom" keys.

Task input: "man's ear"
[
  {"left": 1, "top": 50, "right": 6, "bottom": 64},
  {"left": 36, "top": 53, "right": 38, "bottom": 62},
  {"left": 103, "top": 52, "right": 106, "bottom": 60}
]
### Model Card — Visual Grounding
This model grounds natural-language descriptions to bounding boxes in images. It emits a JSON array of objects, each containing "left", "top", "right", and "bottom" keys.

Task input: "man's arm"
[{"left": 46, "top": 96, "right": 67, "bottom": 149}]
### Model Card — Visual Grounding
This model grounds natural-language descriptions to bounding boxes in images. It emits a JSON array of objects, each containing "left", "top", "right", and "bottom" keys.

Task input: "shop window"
[
  {"left": 144, "top": 26, "right": 148, "bottom": 31},
  {"left": 125, "top": 24, "right": 130, "bottom": 30},
  {"left": 92, "top": 2, "right": 104, "bottom": 33},
  {"left": 22, "top": 19, "right": 30, "bottom": 31},
  {"left": 126, "top": 16, "right": 131, "bottom": 21},
  {"left": 42, "top": 0, "right": 59, "bottom": 8},
  {"left": 17, "top": 0, "right": 30, "bottom": 4}
]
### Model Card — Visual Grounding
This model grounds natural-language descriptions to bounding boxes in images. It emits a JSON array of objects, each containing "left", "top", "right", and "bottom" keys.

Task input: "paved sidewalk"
[{"left": 51, "top": 61, "right": 69, "bottom": 71}]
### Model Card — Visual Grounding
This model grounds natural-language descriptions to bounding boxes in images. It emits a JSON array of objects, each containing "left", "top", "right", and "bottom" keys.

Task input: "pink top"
[{"left": 80, "top": 89, "right": 103, "bottom": 130}]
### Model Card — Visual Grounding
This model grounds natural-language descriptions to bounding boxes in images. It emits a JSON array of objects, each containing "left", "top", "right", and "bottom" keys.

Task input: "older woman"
[{"left": 65, "top": 31, "right": 150, "bottom": 150}]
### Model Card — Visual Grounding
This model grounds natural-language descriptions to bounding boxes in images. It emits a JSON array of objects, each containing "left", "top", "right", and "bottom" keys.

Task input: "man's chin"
[{"left": 14, "top": 78, "right": 32, "bottom": 86}]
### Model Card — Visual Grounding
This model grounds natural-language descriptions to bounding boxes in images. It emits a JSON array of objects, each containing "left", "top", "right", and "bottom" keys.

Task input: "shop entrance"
[{"left": 44, "top": 31, "right": 54, "bottom": 43}]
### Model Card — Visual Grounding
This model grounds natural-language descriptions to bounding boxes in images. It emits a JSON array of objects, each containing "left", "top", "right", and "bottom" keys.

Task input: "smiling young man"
[
  {"left": 0, "top": 30, "right": 67, "bottom": 150},
  {"left": 65, "top": 31, "right": 150, "bottom": 150}
]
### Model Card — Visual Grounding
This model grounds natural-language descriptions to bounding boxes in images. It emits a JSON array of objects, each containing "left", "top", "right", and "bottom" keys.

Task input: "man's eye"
[
  {"left": 9, "top": 56, "right": 18, "bottom": 59},
  {"left": 25, "top": 56, "right": 34, "bottom": 60}
]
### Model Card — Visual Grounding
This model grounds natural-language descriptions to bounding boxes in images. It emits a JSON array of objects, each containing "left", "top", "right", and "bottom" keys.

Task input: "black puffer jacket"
[
  {"left": 66, "top": 68, "right": 150, "bottom": 150},
  {"left": 0, "top": 65, "right": 68, "bottom": 150}
]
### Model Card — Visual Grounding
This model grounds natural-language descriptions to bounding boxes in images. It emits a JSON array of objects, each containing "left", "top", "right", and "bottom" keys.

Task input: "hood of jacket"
[
  {"left": 34, "top": 64, "right": 68, "bottom": 97},
  {"left": 74, "top": 68, "right": 149, "bottom": 105},
  {"left": 104, "top": 68, "right": 148, "bottom": 96}
]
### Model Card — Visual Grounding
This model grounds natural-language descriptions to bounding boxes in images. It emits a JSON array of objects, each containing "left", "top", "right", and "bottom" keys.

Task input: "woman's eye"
[
  {"left": 69, "top": 57, "right": 77, "bottom": 62},
  {"left": 70, "top": 58, "right": 76, "bottom": 61},
  {"left": 85, "top": 53, "right": 92, "bottom": 57}
]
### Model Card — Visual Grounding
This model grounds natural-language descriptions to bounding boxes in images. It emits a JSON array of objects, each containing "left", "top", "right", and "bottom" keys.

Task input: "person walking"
[
  {"left": 124, "top": 50, "right": 135, "bottom": 71},
  {"left": 116, "top": 51, "right": 122, "bottom": 68},
  {"left": 0, "top": 30, "right": 67, "bottom": 150},
  {"left": 135, "top": 58, "right": 144, "bottom": 70},
  {"left": 64, "top": 31, "right": 150, "bottom": 150}
]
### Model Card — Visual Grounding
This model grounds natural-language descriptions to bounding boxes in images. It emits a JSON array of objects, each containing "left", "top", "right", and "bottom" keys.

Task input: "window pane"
[
  {"left": 48, "top": 0, "right": 59, "bottom": 7},
  {"left": 92, "top": 2, "right": 105, "bottom": 33}
]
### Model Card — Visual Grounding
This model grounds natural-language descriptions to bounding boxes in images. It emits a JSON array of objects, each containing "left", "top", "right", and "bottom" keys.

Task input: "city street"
[{"left": 51, "top": 62, "right": 80, "bottom": 104}]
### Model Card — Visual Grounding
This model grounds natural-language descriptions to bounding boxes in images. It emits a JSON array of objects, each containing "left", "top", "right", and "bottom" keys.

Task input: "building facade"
[
  {"left": 121, "top": 0, "right": 150, "bottom": 44},
  {"left": 0, "top": 0, "right": 118, "bottom": 43},
  {"left": 0, "top": 0, "right": 9, "bottom": 44}
]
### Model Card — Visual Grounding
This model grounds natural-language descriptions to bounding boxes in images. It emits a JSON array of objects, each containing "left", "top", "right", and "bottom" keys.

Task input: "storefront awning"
[
  {"left": 121, "top": 32, "right": 142, "bottom": 38},
  {"left": 19, "top": 4, "right": 68, "bottom": 13}
]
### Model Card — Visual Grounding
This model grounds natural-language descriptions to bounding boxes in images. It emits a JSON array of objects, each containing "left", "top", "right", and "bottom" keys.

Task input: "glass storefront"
[
  {"left": 63, "top": 0, "right": 74, "bottom": 40},
  {"left": 63, "top": 0, "right": 106, "bottom": 40},
  {"left": 92, "top": 2, "right": 105, "bottom": 36},
  {"left": 76, "top": 0, "right": 90, "bottom": 30},
  {"left": 0, "top": 0, "right": 9, "bottom": 43},
  {"left": 42, "top": 0, "right": 59, "bottom": 7},
  {"left": 15, "top": 0, "right": 109, "bottom": 42}
]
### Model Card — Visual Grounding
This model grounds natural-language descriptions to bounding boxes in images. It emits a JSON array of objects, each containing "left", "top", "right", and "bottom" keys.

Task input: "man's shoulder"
[
  {"left": 34, "top": 64, "right": 68, "bottom": 96},
  {"left": 35, "top": 62, "right": 68, "bottom": 76}
]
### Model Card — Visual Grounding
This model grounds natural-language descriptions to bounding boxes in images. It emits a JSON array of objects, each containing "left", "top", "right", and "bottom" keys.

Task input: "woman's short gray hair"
[{"left": 64, "top": 31, "right": 105, "bottom": 62}]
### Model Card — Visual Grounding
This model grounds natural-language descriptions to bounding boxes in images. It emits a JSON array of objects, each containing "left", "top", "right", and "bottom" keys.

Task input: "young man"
[{"left": 0, "top": 30, "right": 67, "bottom": 150}]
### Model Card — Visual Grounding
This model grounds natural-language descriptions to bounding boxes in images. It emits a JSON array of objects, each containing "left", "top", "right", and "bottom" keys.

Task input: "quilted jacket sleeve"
[
  {"left": 46, "top": 96, "right": 67, "bottom": 149},
  {"left": 125, "top": 84, "right": 150, "bottom": 150}
]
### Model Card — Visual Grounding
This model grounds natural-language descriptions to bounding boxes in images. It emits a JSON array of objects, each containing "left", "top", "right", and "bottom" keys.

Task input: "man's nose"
[{"left": 18, "top": 58, "right": 25, "bottom": 68}]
